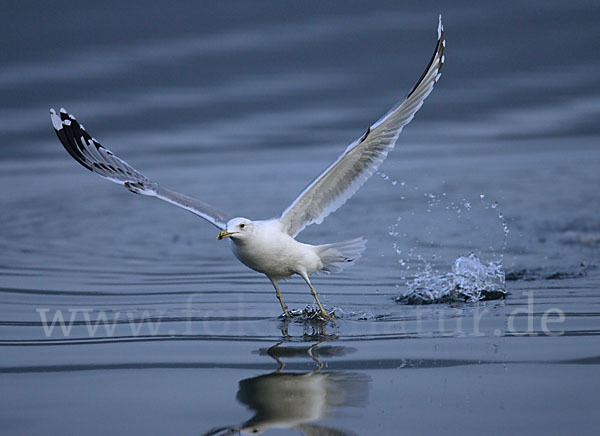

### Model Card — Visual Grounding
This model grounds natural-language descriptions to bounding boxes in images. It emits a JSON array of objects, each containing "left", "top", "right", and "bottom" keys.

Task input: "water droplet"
[{"left": 398, "top": 253, "right": 507, "bottom": 304}]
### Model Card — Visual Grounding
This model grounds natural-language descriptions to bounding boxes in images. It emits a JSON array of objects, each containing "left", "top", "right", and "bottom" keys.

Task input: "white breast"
[{"left": 229, "top": 219, "right": 322, "bottom": 279}]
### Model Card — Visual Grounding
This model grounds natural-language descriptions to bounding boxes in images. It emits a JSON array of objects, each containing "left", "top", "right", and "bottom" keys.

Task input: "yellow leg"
[
  {"left": 269, "top": 277, "right": 291, "bottom": 317},
  {"left": 299, "top": 272, "right": 332, "bottom": 319},
  {"left": 267, "top": 341, "right": 285, "bottom": 372},
  {"left": 307, "top": 342, "right": 324, "bottom": 371}
]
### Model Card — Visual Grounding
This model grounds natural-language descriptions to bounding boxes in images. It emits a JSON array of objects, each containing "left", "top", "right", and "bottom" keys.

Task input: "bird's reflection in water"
[{"left": 202, "top": 341, "right": 370, "bottom": 436}]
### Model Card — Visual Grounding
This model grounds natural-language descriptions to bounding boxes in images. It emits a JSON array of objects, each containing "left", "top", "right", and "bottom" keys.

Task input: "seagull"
[
  {"left": 203, "top": 371, "right": 369, "bottom": 436},
  {"left": 201, "top": 342, "right": 370, "bottom": 436},
  {"left": 50, "top": 16, "right": 445, "bottom": 319}
]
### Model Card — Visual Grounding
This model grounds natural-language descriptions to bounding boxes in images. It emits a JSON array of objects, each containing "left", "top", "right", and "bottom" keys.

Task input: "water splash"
[
  {"left": 377, "top": 174, "right": 510, "bottom": 304},
  {"left": 397, "top": 253, "right": 507, "bottom": 304},
  {"left": 280, "top": 305, "right": 392, "bottom": 322},
  {"left": 282, "top": 305, "right": 340, "bottom": 322}
]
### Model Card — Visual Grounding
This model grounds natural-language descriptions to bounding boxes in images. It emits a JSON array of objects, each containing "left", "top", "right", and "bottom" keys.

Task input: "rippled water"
[{"left": 1, "top": 1, "right": 600, "bottom": 435}]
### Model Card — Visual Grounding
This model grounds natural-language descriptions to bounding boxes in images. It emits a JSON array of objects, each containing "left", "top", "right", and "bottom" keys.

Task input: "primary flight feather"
[{"left": 51, "top": 16, "right": 445, "bottom": 318}]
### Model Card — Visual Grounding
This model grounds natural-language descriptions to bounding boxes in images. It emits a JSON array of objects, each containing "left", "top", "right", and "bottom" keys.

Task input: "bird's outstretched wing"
[
  {"left": 279, "top": 15, "right": 445, "bottom": 237},
  {"left": 51, "top": 108, "right": 231, "bottom": 230}
]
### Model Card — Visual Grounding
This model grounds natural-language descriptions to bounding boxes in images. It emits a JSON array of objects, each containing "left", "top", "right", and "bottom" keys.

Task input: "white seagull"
[{"left": 50, "top": 17, "right": 445, "bottom": 319}]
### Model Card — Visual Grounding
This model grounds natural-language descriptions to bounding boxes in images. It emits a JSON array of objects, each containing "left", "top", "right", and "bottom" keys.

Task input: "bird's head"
[{"left": 217, "top": 217, "right": 254, "bottom": 241}]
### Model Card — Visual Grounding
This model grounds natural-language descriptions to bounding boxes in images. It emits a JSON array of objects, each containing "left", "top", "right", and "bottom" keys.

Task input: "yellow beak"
[{"left": 217, "top": 230, "right": 237, "bottom": 240}]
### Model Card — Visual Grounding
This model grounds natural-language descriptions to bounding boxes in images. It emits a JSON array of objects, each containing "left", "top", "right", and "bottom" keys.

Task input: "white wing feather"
[
  {"left": 280, "top": 16, "right": 446, "bottom": 237},
  {"left": 51, "top": 108, "right": 231, "bottom": 230}
]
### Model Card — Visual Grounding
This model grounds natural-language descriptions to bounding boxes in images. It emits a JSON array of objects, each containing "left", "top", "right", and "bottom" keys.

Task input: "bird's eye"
[{"left": 240, "top": 223, "right": 245, "bottom": 229}]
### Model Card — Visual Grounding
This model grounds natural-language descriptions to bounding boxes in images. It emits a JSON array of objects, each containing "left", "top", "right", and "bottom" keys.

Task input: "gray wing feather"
[
  {"left": 279, "top": 15, "right": 445, "bottom": 237},
  {"left": 51, "top": 109, "right": 231, "bottom": 230}
]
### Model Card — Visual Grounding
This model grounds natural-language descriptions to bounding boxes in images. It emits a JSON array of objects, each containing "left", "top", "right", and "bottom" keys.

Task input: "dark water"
[{"left": 1, "top": 1, "right": 600, "bottom": 435}]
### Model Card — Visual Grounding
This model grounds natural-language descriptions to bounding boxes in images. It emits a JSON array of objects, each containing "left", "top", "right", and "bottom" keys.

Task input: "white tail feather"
[{"left": 316, "top": 237, "right": 367, "bottom": 273}]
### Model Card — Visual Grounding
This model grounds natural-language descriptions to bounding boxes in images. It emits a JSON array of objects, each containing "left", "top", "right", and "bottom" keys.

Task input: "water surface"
[{"left": 1, "top": 1, "right": 600, "bottom": 435}]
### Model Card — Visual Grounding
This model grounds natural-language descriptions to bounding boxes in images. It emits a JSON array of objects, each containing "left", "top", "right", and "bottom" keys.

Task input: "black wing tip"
[
  {"left": 50, "top": 107, "right": 75, "bottom": 128},
  {"left": 49, "top": 109, "right": 160, "bottom": 194},
  {"left": 407, "top": 15, "right": 446, "bottom": 98},
  {"left": 50, "top": 107, "right": 95, "bottom": 172}
]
